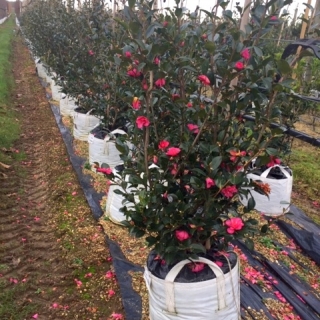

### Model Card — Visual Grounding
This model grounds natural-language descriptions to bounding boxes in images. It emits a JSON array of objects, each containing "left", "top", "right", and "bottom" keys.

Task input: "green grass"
[
  {"left": 289, "top": 142, "right": 320, "bottom": 201},
  {"left": 0, "top": 16, "right": 19, "bottom": 164}
]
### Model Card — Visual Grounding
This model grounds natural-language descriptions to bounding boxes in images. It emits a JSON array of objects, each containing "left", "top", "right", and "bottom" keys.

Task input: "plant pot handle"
[
  {"left": 104, "top": 129, "right": 127, "bottom": 141},
  {"left": 164, "top": 257, "right": 226, "bottom": 313},
  {"left": 260, "top": 165, "right": 291, "bottom": 179},
  {"left": 86, "top": 108, "right": 95, "bottom": 115}
]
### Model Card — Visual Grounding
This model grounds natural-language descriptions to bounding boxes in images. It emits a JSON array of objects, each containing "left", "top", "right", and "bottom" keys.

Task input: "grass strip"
[{"left": 0, "top": 16, "right": 19, "bottom": 163}]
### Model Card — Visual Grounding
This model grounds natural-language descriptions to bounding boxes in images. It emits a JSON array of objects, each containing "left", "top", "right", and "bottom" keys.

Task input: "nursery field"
[{"left": 1, "top": 17, "right": 320, "bottom": 320}]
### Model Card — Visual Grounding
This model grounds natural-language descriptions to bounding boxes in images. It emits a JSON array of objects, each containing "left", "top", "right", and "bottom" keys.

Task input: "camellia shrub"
[{"left": 21, "top": 0, "right": 298, "bottom": 264}]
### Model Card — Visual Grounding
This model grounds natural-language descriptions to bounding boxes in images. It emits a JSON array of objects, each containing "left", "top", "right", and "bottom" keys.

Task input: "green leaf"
[
  {"left": 210, "top": 156, "right": 222, "bottom": 171},
  {"left": 261, "top": 224, "right": 269, "bottom": 233},
  {"left": 246, "top": 197, "right": 256, "bottom": 211},
  {"left": 128, "top": 0, "right": 135, "bottom": 8},
  {"left": 204, "top": 41, "right": 216, "bottom": 54},
  {"left": 190, "top": 243, "right": 206, "bottom": 253},
  {"left": 277, "top": 59, "right": 291, "bottom": 75},
  {"left": 253, "top": 46, "right": 263, "bottom": 57},
  {"left": 245, "top": 238, "right": 254, "bottom": 250}
]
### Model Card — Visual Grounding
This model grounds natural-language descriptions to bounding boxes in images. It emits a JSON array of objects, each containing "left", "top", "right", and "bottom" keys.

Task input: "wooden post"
[
  {"left": 240, "top": 0, "right": 251, "bottom": 33},
  {"left": 292, "top": 0, "right": 312, "bottom": 77}
]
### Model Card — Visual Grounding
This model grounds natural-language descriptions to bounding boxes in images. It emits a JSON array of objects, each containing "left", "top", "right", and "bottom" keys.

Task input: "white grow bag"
[
  {"left": 51, "top": 79, "right": 62, "bottom": 101},
  {"left": 60, "top": 95, "right": 76, "bottom": 116},
  {"left": 73, "top": 109, "right": 100, "bottom": 141},
  {"left": 241, "top": 165, "right": 293, "bottom": 217},
  {"left": 36, "top": 62, "right": 47, "bottom": 79},
  {"left": 144, "top": 257, "right": 240, "bottom": 320},
  {"left": 88, "top": 129, "right": 127, "bottom": 169}
]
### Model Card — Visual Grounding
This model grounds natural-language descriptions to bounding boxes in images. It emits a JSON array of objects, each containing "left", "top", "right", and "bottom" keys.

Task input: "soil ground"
[{"left": 0, "top": 36, "right": 124, "bottom": 319}]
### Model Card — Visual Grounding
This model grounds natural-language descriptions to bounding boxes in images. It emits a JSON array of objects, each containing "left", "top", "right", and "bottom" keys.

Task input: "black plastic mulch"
[{"left": 40, "top": 79, "right": 320, "bottom": 320}]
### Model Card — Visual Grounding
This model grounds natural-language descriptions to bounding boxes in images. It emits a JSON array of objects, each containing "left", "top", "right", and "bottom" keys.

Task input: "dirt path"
[{"left": 0, "top": 36, "right": 123, "bottom": 319}]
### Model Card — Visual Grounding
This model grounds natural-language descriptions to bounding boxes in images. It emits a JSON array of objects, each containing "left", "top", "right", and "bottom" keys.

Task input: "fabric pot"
[
  {"left": 144, "top": 254, "right": 240, "bottom": 320},
  {"left": 105, "top": 166, "right": 138, "bottom": 225},
  {"left": 60, "top": 95, "right": 76, "bottom": 117},
  {"left": 51, "top": 79, "right": 62, "bottom": 101},
  {"left": 73, "top": 109, "right": 100, "bottom": 141},
  {"left": 88, "top": 128, "right": 127, "bottom": 169},
  {"left": 241, "top": 165, "right": 293, "bottom": 217},
  {"left": 36, "top": 62, "right": 47, "bottom": 79}
]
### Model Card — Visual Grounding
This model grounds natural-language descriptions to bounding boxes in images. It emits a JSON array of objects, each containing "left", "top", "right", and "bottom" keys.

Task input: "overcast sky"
[{"left": 160, "top": 0, "right": 315, "bottom": 21}]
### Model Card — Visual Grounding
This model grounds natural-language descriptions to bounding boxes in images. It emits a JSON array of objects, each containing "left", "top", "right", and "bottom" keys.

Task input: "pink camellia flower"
[
  {"left": 190, "top": 262, "right": 205, "bottom": 273},
  {"left": 221, "top": 185, "right": 238, "bottom": 198},
  {"left": 187, "top": 102, "right": 193, "bottom": 108},
  {"left": 170, "top": 163, "right": 178, "bottom": 175},
  {"left": 111, "top": 313, "right": 123, "bottom": 319},
  {"left": 187, "top": 124, "right": 199, "bottom": 134},
  {"left": 158, "top": 140, "right": 170, "bottom": 150},
  {"left": 201, "top": 34, "right": 208, "bottom": 40},
  {"left": 235, "top": 61, "right": 244, "bottom": 70},
  {"left": 88, "top": 50, "right": 94, "bottom": 56},
  {"left": 172, "top": 94, "right": 180, "bottom": 101},
  {"left": 125, "top": 51, "right": 132, "bottom": 58},
  {"left": 229, "top": 150, "right": 246, "bottom": 162},
  {"left": 270, "top": 15, "right": 277, "bottom": 21},
  {"left": 127, "top": 68, "right": 142, "bottom": 78},
  {"left": 163, "top": 21, "right": 168, "bottom": 27},
  {"left": 154, "top": 57, "right": 160, "bottom": 65},
  {"left": 225, "top": 217, "right": 244, "bottom": 234},
  {"left": 197, "top": 74, "right": 210, "bottom": 86},
  {"left": 205, "top": 177, "right": 215, "bottom": 189},
  {"left": 142, "top": 80, "right": 148, "bottom": 91},
  {"left": 96, "top": 167, "right": 112, "bottom": 175},
  {"left": 241, "top": 48, "right": 250, "bottom": 60},
  {"left": 136, "top": 116, "right": 150, "bottom": 129},
  {"left": 175, "top": 230, "right": 190, "bottom": 241},
  {"left": 266, "top": 156, "right": 281, "bottom": 167},
  {"left": 132, "top": 97, "right": 141, "bottom": 110},
  {"left": 155, "top": 78, "right": 166, "bottom": 87},
  {"left": 166, "top": 147, "right": 181, "bottom": 157}
]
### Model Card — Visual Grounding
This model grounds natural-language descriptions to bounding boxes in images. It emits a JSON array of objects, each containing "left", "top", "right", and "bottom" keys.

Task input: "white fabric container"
[
  {"left": 51, "top": 79, "right": 62, "bottom": 101},
  {"left": 144, "top": 257, "right": 240, "bottom": 320},
  {"left": 241, "top": 165, "right": 292, "bottom": 216},
  {"left": 88, "top": 129, "right": 127, "bottom": 169},
  {"left": 59, "top": 95, "right": 76, "bottom": 116},
  {"left": 73, "top": 109, "right": 100, "bottom": 141},
  {"left": 36, "top": 62, "right": 47, "bottom": 79}
]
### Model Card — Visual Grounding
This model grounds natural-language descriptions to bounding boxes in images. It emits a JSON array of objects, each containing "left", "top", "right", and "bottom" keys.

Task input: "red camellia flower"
[
  {"left": 270, "top": 16, "right": 277, "bottom": 21},
  {"left": 197, "top": 75, "right": 210, "bottom": 86},
  {"left": 142, "top": 80, "right": 148, "bottom": 91},
  {"left": 136, "top": 116, "right": 150, "bottom": 129},
  {"left": 172, "top": 94, "right": 180, "bottom": 101},
  {"left": 225, "top": 217, "right": 244, "bottom": 234},
  {"left": 88, "top": 50, "right": 94, "bottom": 56},
  {"left": 125, "top": 51, "right": 132, "bottom": 58},
  {"left": 187, "top": 102, "right": 193, "bottom": 108},
  {"left": 175, "top": 230, "right": 190, "bottom": 241},
  {"left": 154, "top": 57, "right": 160, "bottom": 65},
  {"left": 132, "top": 97, "right": 141, "bottom": 110},
  {"left": 266, "top": 156, "right": 281, "bottom": 167},
  {"left": 187, "top": 124, "right": 199, "bottom": 134},
  {"left": 229, "top": 150, "right": 246, "bottom": 162},
  {"left": 241, "top": 48, "right": 250, "bottom": 60},
  {"left": 96, "top": 167, "right": 112, "bottom": 175},
  {"left": 190, "top": 262, "right": 205, "bottom": 273},
  {"left": 235, "top": 61, "right": 244, "bottom": 70},
  {"left": 158, "top": 140, "right": 170, "bottom": 150},
  {"left": 155, "top": 78, "right": 166, "bottom": 87},
  {"left": 205, "top": 177, "right": 215, "bottom": 189},
  {"left": 221, "top": 185, "right": 238, "bottom": 198},
  {"left": 127, "top": 68, "right": 142, "bottom": 78},
  {"left": 166, "top": 147, "right": 181, "bottom": 157}
]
